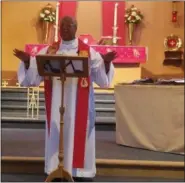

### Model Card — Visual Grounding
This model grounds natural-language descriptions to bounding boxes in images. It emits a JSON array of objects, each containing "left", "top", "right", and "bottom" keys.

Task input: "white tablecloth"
[{"left": 115, "top": 84, "right": 184, "bottom": 154}]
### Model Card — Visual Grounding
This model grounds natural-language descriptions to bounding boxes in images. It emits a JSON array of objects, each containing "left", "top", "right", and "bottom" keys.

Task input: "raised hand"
[
  {"left": 13, "top": 49, "right": 30, "bottom": 62},
  {"left": 103, "top": 51, "right": 118, "bottom": 63},
  {"left": 13, "top": 49, "right": 30, "bottom": 69},
  {"left": 101, "top": 51, "right": 117, "bottom": 74}
]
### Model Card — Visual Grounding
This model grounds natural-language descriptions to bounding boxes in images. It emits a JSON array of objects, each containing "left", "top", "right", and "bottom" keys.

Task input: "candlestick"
[
  {"left": 54, "top": 2, "right": 60, "bottom": 42},
  {"left": 113, "top": 3, "right": 118, "bottom": 27},
  {"left": 112, "top": 3, "right": 119, "bottom": 45}
]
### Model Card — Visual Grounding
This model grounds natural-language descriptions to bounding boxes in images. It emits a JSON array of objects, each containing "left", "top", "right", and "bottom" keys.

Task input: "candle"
[
  {"left": 54, "top": 2, "right": 60, "bottom": 42},
  {"left": 113, "top": 3, "right": 119, "bottom": 27}
]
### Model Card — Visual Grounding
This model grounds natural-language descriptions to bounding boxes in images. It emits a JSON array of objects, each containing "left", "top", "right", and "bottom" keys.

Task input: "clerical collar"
[{"left": 62, "top": 38, "right": 77, "bottom": 45}]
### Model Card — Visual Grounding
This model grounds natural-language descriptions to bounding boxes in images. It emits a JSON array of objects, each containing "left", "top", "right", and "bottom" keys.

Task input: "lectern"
[{"left": 36, "top": 54, "right": 89, "bottom": 182}]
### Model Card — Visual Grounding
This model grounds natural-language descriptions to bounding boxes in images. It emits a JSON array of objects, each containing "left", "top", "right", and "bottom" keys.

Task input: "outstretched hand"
[
  {"left": 103, "top": 51, "right": 117, "bottom": 63},
  {"left": 13, "top": 49, "right": 30, "bottom": 62},
  {"left": 13, "top": 49, "right": 30, "bottom": 69},
  {"left": 101, "top": 51, "right": 117, "bottom": 74}
]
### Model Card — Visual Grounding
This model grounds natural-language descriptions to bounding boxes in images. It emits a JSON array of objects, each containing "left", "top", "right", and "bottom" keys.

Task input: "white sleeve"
[
  {"left": 17, "top": 46, "right": 49, "bottom": 87},
  {"left": 90, "top": 48, "right": 114, "bottom": 88}
]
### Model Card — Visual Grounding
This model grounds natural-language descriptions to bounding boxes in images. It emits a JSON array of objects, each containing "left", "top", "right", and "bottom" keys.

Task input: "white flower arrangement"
[
  {"left": 125, "top": 5, "right": 144, "bottom": 24},
  {"left": 40, "top": 4, "right": 56, "bottom": 23}
]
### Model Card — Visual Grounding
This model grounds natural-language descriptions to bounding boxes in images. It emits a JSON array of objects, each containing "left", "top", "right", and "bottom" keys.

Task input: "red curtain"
[
  {"left": 58, "top": 1, "right": 77, "bottom": 20},
  {"left": 102, "top": 1, "right": 126, "bottom": 45}
]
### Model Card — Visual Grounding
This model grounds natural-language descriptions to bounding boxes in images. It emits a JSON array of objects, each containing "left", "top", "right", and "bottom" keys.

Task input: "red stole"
[{"left": 45, "top": 39, "right": 90, "bottom": 168}]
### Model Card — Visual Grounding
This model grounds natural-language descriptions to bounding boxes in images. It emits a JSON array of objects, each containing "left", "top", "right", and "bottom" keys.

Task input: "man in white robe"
[{"left": 14, "top": 16, "right": 116, "bottom": 182}]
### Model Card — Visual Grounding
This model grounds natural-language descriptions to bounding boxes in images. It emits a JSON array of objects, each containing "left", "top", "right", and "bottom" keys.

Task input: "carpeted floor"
[
  {"left": 1, "top": 173, "right": 184, "bottom": 182},
  {"left": 2, "top": 128, "right": 184, "bottom": 161}
]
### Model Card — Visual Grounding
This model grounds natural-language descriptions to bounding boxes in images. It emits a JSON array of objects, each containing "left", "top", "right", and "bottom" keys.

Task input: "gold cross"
[{"left": 2, "top": 80, "right": 8, "bottom": 87}]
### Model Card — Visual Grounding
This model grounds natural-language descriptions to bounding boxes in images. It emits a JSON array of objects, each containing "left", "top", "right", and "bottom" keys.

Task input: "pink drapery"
[
  {"left": 59, "top": 1, "right": 77, "bottom": 19},
  {"left": 102, "top": 1, "right": 126, "bottom": 45}
]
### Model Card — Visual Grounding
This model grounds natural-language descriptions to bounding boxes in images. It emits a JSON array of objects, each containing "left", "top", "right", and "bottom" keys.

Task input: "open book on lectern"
[{"left": 36, "top": 54, "right": 89, "bottom": 78}]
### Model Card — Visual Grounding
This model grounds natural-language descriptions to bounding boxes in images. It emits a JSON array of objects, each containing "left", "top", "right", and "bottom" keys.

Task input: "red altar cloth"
[
  {"left": 25, "top": 43, "right": 147, "bottom": 65},
  {"left": 90, "top": 45, "right": 147, "bottom": 64}
]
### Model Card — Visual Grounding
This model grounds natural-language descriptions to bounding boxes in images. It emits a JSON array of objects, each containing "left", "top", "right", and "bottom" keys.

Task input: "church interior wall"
[{"left": 2, "top": 1, "right": 184, "bottom": 86}]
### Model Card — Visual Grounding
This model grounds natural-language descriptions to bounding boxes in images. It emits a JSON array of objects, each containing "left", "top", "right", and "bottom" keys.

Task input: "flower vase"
[
  {"left": 128, "top": 23, "right": 135, "bottom": 45},
  {"left": 43, "top": 21, "right": 51, "bottom": 44}
]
